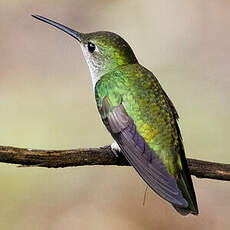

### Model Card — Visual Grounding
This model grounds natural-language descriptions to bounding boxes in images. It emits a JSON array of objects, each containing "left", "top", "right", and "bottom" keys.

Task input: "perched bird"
[{"left": 32, "top": 15, "right": 198, "bottom": 215}]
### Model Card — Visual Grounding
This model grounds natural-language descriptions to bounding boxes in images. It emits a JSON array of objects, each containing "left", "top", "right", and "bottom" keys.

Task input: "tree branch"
[{"left": 0, "top": 145, "right": 229, "bottom": 181}]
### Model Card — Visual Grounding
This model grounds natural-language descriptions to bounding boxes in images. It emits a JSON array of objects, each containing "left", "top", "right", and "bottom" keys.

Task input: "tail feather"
[
  {"left": 174, "top": 151, "right": 199, "bottom": 215},
  {"left": 173, "top": 205, "right": 196, "bottom": 216},
  {"left": 172, "top": 120, "right": 199, "bottom": 215}
]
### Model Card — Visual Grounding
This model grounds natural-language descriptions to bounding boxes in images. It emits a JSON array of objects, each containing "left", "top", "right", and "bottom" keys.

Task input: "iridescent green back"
[
  {"left": 95, "top": 63, "right": 198, "bottom": 214},
  {"left": 96, "top": 64, "right": 180, "bottom": 171}
]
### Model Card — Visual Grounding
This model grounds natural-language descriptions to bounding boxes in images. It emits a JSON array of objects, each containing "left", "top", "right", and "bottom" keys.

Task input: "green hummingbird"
[{"left": 32, "top": 15, "right": 198, "bottom": 215}]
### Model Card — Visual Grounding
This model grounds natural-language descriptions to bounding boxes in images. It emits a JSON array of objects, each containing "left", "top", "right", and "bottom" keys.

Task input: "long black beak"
[{"left": 32, "top": 15, "right": 81, "bottom": 42}]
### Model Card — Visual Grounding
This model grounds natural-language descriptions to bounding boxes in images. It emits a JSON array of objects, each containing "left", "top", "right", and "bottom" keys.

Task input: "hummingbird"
[{"left": 32, "top": 14, "right": 198, "bottom": 215}]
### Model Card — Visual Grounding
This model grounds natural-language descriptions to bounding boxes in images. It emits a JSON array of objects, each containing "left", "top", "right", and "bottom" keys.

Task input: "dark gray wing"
[{"left": 101, "top": 97, "right": 188, "bottom": 207}]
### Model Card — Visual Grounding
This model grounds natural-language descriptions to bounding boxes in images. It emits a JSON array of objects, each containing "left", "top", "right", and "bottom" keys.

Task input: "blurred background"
[{"left": 0, "top": 0, "right": 230, "bottom": 229}]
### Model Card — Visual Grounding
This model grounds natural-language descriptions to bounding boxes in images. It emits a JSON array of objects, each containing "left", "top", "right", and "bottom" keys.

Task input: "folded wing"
[{"left": 101, "top": 97, "right": 188, "bottom": 207}]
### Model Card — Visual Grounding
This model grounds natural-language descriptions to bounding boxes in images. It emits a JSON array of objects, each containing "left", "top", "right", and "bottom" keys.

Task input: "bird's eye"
[{"left": 87, "top": 42, "right": 96, "bottom": 53}]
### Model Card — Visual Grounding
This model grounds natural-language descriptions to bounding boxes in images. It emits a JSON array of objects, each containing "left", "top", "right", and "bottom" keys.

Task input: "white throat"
[{"left": 80, "top": 45, "right": 103, "bottom": 88}]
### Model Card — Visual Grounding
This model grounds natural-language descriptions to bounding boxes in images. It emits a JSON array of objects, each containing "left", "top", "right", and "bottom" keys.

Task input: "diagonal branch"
[{"left": 0, "top": 145, "right": 229, "bottom": 181}]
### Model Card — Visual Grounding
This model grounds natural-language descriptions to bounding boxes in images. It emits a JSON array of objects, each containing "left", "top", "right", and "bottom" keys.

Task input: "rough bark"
[{"left": 0, "top": 145, "right": 229, "bottom": 181}]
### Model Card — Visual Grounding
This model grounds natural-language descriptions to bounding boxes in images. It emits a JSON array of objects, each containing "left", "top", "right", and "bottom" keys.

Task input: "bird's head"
[{"left": 32, "top": 15, "right": 138, "bottom": 85}]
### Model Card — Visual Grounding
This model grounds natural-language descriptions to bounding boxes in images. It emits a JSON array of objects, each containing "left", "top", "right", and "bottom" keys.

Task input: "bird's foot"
[
  {"left": 103, "top": 141, "right": 128, "bottom": 165},
  {"left": 111, "top": 141, "right": 122, "bottom": 158}
]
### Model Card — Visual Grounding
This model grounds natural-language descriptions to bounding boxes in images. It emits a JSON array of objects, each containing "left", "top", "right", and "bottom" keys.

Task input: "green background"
[{"left": 0, "top": 0, "right": 230, "bottom": 229}]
